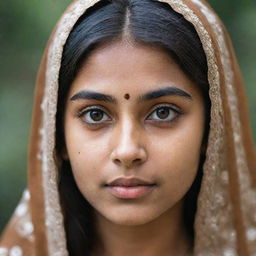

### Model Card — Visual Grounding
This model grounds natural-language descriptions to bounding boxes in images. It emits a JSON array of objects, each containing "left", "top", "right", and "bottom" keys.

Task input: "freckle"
[
  {"left": 124, "top": 93, "right": 130, "bottom": 100},
  {"left": 78, "top": 152, "right": 81, "bottom": 155}
]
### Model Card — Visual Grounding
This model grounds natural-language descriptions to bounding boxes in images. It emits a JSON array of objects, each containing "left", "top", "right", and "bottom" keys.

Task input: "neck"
[{"left": 92, "top": 201, "right": 192, "bottom": 256}]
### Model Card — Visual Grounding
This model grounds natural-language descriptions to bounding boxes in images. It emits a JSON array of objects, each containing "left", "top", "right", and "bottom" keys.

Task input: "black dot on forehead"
[{"left": 124, "top": 93, "right": 130, "bottom": 100}]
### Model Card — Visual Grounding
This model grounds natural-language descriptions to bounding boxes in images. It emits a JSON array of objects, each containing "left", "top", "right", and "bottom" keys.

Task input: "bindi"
[{"left": 124, "top": 93, "right": 130, "bottom": 100}]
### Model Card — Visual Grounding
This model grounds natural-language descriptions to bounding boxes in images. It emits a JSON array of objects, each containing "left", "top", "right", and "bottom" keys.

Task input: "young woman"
[{"left": 1, "top": 0, "right": 255, "bottom": 255}]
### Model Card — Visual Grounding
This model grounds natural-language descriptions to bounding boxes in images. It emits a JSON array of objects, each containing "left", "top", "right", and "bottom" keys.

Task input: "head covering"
[{"left": 1, "top": 0, "right": 255, "bottom": 255}]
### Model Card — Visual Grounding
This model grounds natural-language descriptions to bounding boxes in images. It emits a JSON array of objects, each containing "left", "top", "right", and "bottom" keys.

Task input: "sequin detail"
[
  {"left": 0, "top": 248, "right": 8, "bottom": 256},
  {"left": 42, "top": 1, "right": 100, "bottom": 255},
  {"left": 190, "top": 0, "right": 256, "bottom": 254},
  {"left": 9, "top": 246, "right": 23, "bottom": 256},
  {"left": 39, "top": 0, "right": 256, "bottom": 255},
  {"left": 246, "top": 228, "right": 256, "bottom": 241},
  {"left": 14, "top": 190, "right": 34, "bottom": 241}
]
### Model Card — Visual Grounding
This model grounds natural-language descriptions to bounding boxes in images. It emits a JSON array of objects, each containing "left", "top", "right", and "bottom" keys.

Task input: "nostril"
[
  {"left": 114, "top": 159, "right": 121, "bottom": 165},
  {"left": 133, "top": 158, "right": 142, "bottom": 164},
  {"left": 113, "top": 158, "right": 142, "bottom": 167}
]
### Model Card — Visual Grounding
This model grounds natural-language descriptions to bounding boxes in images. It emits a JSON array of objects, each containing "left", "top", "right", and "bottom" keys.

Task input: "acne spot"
[{"left": 124, "top": 93, "right": 130, "bottom": 100}]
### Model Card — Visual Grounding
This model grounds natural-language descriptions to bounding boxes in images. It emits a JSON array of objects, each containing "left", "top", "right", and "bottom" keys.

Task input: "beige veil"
[{"left": 1, "top": 0, "right": 255, "bottom": 255}]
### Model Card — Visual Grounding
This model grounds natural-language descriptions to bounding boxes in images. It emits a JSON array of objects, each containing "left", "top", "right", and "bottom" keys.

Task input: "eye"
[
  {"left": 78, "top": 107, "right": 111, "bottom": 125},
  {"left": 147, "top": 105, "right": 180, "bottom": 122}
]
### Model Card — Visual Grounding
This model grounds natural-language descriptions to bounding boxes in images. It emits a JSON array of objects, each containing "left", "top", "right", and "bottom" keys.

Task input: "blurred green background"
[{"left": 0, "top": 0, "right": 255, "bottom": 233}]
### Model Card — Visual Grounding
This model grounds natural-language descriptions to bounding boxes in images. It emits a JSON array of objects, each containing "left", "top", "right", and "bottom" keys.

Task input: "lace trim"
[
  {"left": 41, "top": 1, "right": 99, "bottom": 255},
  {"left": 39, "top": 0, "right": 256, "bottom": 255},
  {"left": 191, "top": 1, "right": 256, "bottom": 255},
  {"left": 161, "top": 0, "right": 239, "bottom": 254},
  {"left": 14, "top": 190, "right": 34, "bottom": 242}
]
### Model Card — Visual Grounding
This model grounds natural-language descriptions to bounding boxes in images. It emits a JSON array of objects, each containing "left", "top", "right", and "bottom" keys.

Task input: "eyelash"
[
  {"left": 146, "top": 103, "right": 183, "bottom": 123},
  {"left": 77, "top": 105, "right": 111, "bottom": 126},
  {"left": 77, "top": 104, "right": 183, "bottom": 127}
]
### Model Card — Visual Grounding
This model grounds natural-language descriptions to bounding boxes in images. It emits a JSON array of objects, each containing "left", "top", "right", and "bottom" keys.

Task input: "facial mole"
[{"left": 124, "top": 93, "right": 130, "bottom": 100}]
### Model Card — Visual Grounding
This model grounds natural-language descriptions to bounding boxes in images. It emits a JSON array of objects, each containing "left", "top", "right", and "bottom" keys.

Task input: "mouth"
[{"left": 105, "top": 177, "right": 156, "bottom": 199}]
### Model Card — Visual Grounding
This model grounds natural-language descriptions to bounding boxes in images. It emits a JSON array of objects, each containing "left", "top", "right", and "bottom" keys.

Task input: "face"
[{"left": 64, "top": 41, "right": 205, "bottom": 226}]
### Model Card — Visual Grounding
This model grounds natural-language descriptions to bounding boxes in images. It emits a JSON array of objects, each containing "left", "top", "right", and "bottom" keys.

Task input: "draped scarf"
[{"left": 1, "top": 0, "right": 255, "bottom": 255}]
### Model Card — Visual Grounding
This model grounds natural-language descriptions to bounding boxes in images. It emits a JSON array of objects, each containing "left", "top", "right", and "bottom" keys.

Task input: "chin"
[
  {"left": 106, "top": 215, "right": 156, "bottom": 226},
  {"left": 96, "top": 205, "right": 167, "bottom": 226}
]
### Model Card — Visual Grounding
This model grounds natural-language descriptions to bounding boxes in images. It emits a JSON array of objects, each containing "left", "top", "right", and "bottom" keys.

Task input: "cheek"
[
  {"left": 64, "top": 125, "right": 102, "bottom": 188},
  {"left": 67, "top": 150, "right": 103, "bottom": 203},
  {"left": 151, "top": 116, "right": 204, "bottom": 193},
  {"left": 157, "top": 142, "right": 200, "bottom": 195},
  {"left": 64, "top": 126, "right": 115, "bottom": 203},
  {"left": 66, "top": 141, "right": 103, "bottom": 179}
]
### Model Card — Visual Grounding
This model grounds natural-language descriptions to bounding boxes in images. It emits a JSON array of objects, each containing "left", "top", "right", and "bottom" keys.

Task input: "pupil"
[
  {"left": 90, "top": 110, "right": 103, "bottom": 121},
  {"left": 157, "top": 107, "right": 169, "bottom": 119}
]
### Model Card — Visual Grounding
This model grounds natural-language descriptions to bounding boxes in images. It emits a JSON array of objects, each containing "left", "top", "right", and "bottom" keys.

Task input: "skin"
[{"left": 64, "top": 41, "right": 205, "bottom": 256}]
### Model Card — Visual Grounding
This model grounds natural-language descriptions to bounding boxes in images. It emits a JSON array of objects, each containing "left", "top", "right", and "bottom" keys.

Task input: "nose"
[{"left": 110, "top": 119, "right": 147, "bottom": 168}]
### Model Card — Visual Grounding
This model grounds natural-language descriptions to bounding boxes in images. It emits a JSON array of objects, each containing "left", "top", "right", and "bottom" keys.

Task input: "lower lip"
[{"left": 106, "top": 185, "right": 155, "bottom": 199}]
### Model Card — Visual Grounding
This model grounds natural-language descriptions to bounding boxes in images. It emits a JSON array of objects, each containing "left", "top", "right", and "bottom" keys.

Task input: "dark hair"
[{"left": 57, "top": 0, "right": 210, "bottom": 255}]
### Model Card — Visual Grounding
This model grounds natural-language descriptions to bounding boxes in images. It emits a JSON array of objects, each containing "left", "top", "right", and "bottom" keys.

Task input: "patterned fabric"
[{"left": 1, "top": 0, "right": 255, "bottom": 255}]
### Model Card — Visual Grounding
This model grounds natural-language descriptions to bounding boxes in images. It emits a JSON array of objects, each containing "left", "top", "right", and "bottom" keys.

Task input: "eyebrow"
[
  {"left": 70, "top": 90, "right": 116, "bottom": 103},
  {"left": 139, "top": 86, "right": 192, "bottom": 102},
  {"left": 70, "top": 86, "right": 192, "bottom": 103}
]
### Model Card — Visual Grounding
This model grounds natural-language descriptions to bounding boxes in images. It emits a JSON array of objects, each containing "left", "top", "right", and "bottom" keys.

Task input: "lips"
[
  {"left": 105, "top": 177, "right": 156, "bottom": 199},
  {"left": 107, "top": 177, "right": 155, "bottom": 187}
]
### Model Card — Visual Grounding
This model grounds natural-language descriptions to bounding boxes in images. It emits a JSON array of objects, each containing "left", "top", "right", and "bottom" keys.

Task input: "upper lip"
[{"left": 106, "top": 177, "right": 155, "bottom": 187}]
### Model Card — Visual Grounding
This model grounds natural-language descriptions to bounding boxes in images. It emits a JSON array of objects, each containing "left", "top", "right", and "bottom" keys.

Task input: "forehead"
[{"left": 68, "top": 41, "right": 201, "bottom": 99}]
